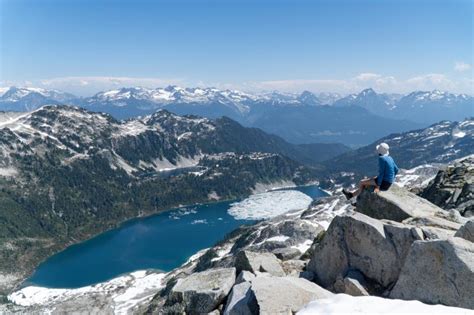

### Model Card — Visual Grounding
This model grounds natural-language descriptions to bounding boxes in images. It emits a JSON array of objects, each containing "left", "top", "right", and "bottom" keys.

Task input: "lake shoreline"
[{"left": 9, "top": 181, "right": 326, "bottom": 295}]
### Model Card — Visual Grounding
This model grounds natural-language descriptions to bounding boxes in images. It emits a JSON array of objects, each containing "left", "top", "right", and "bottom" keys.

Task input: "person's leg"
[
  {"left": 351, "top": 178, "right": 374, "bottom": 198},
  {"left": 343, "top": 177, "right": 377, "bottom": 200}
]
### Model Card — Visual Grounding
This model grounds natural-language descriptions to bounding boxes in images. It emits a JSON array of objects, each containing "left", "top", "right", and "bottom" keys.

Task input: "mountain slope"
[
  {"left": 322, "top": 118, "right": 474, "bottom": 185},
  {"left": 247, "top": 104, "right": 420, "bottom": 145},
  {"left": 0, "top": 105, "right": 336, "bottom": 294}
]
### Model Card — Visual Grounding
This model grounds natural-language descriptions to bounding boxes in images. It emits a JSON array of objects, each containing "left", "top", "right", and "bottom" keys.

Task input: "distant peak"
[{"left": 359, "top": 88, "right": 376, "bottom": 96}]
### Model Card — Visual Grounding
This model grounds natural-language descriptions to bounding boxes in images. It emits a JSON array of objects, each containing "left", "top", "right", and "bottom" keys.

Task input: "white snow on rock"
[
  {"left": 297, "top": 294, "right": 472, "bottom": 315},
  {"left": 395, "top": 164, "right": 440, "bottom": 189},
  {"left": 291, "top": 240, "right": 314, "bottom": 253},
  {"left": 0, "top": 167, "right": 18, "bottom": 177},
  {"left": 8, "top": 271, "right": 165, "bottom": 314},
  {"left": 453, "top": 131, "right": 466, "bottom": 138},
  {"left": 228, "top": 190, "right": 313, "bottom": 220}
]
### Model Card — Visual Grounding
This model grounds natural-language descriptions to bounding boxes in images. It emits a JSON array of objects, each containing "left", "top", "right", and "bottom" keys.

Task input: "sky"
[{"left": 0, "top": 0, "right": 472, "bottom": 95}]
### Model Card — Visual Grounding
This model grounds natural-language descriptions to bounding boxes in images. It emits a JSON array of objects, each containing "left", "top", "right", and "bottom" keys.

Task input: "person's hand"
[{"left": 374, "top": 187, "right": 380, "bottom": 193}]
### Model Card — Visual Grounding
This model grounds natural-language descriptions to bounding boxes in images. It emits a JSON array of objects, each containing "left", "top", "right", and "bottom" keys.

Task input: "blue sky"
[{"left": 1, "top": 0, "right": 472, "bottom": 95}]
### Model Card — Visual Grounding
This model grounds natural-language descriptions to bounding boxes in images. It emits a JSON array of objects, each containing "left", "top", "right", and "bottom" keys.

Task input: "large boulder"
[
  {"left": 390, "top": 238, "right": 474, "bottom": 309},
  {"left": 223, "top": 276, "right": 331, "bottom": 314},
  {"left": 455, "top": 220, "right": 474, "bottom": 242},
  {"left": 166, "top": 267, "right": 236, "bottom": 313},
  {"left": 234, "top": 251, "right": 285, "bottom": 276},
  {"left": 223, "top": 281, "right": 258, "bottom": 315},
  {"left": 356, "top": 185, "right": 443, "bottom": 222},
  {"left": 253, "top": 276, "right": 332, "bottom": 314},
  {"left": 307, "top": 212, "right": 423, "bottom": 289}
]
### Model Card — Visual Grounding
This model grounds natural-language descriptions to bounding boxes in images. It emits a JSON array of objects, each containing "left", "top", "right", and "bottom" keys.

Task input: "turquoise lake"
[{"left": 26, "top": 185, "right": 327, "bottom": 288}]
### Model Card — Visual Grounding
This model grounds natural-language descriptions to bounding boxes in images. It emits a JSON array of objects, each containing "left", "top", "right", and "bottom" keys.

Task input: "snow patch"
[
  {"left": 228, "top": 190, "right": 312, "bottom": 220},
  {"left": 8, "top": 271, "right": 166, "bottom": 314},
  {"left": 0, "top": 167, "right": 18, "bottom": 177},
  {"left": 291, "top": 240, "right": 313, "bottom": 253},
  {"left": 297, "top": 294, "right": 471, "bottom": 315},
  {"left": 453, "top": 131, "right": 466, "bottom": 138}
]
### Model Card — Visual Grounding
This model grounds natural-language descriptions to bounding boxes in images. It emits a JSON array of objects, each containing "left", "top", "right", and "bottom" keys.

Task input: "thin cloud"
[
  {"left": 2, "top": 73, "right": 472, "bottom": 96},
  {"left": 248, "top": 73, "right": 472, "bottom": 95},
  {"left": 454, "top": 61, "right": 472, "bottom": 72},
  {"left": 37, "top": 76, "right": 185, "bottom": 95}
]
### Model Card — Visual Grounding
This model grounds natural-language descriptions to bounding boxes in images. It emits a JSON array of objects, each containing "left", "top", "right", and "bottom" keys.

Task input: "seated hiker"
[{"left": 343, "top": 142, "right": 399, "bottom": 199}]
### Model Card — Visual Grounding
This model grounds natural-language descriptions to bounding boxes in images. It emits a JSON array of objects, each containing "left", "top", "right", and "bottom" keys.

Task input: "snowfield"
[
  {"left": 228, "top": 190, "right": 313, "bottom": 220},
  {"left": 297, "top": 294, "right": 473, "bottom": 315}
]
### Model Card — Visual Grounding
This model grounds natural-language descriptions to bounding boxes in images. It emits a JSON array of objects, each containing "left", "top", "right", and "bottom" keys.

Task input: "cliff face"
[{"left": 6, "top": 157, "right": 474, "bottom": 314}]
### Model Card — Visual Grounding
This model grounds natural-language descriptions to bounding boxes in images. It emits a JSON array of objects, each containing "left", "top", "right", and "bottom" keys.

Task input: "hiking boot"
[{"left": 342, "top": 189, "right": 353, "bottom": 200}]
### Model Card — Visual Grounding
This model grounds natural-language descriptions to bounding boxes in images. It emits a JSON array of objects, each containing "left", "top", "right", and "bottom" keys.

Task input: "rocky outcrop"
[
  {"left": 165, "top": 268, "right": 236, "bottom": 313},
  {"left": 10, "top": 158, "right": 474, "bottom": 314},
  {"left": 356, "top": 183, "right": 467, "bottom": 233},
  {"left": 234, "top": 251, "right": 285, "bottom": 277},
  {"left": 390, "top": 238, "right": 474, "bottom": 309},
  {"left": 306, "top": 181, "right": 474, "bottom": 310},
  {"left": 306, "top": 212, "right": 423, "bottom": 290},
  {"left": 356, "top": 184, "right": 442, "bottom": 222},
  {"left": 421, "top": 155, "right": 474, "bottom": 217},
  {"left": 455, "top": 220, "right": 474, "bottom": 242}
]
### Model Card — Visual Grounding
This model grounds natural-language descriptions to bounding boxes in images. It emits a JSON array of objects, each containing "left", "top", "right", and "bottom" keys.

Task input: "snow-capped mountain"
[
  {"left": 401, "top": 89, "right": 471, "bottom": 105},
  {"left": 83, "top": 86, "right": 260, "bottom": 119},
  {"left": 1, "top": 85, "right": 471, "bottom": 146},
  {"left": 0, "top": 87, "right": 77, "bottom": 111},
  {"left": 392, "top": 90, "right": 473, "bottom": 123},
  {"left": 333, "top": 88, "right": 401, "bottom": 114},
  {"left": 0, "top": 105, "right": 346, "bottom": 178},
  {"left": 87, "top": 86, "right": 261, "bottom": 107},
  {"left": 333, "top": 88, "right": 472, "bottom": 124}
]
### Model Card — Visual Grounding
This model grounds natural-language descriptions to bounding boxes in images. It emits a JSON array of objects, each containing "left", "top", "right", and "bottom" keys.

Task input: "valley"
[{"left": 0, "top": 105, "right": 326, "bottom": 295}]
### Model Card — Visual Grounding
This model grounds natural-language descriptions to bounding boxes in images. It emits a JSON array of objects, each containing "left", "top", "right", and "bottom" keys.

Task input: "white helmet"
[{"left": 376, "top": 142, "right": 390, "bottom": 155}]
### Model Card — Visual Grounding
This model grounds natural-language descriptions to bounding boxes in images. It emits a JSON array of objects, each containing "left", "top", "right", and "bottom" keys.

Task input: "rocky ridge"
[
  {"left": 144, "top": 156, "right": 474, "bottom": 313},
  {"left": 6, "top": 156, "right": 474, "bottom": 313}
]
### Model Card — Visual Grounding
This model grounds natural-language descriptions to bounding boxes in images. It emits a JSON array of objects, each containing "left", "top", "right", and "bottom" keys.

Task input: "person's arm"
[
  {"left": 393, "top": 161, "right": 400, "bottom": 176},
  {"left": 377, "top": 157, "right": 385, "bottom": 186}
]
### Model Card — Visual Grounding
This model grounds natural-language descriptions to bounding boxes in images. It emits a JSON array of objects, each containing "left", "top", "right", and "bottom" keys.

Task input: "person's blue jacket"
[{"left": 377, "top": 155, "right": 399, "bottom": 185}]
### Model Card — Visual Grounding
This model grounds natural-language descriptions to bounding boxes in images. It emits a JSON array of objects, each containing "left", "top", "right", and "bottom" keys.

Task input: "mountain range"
[
  {"left": 0, "top": 105, "right": 472, "bottom": 296},
  {"left": 334, "top": 88, "right": 472, "bottom": 124},
  {"left": 1, "top": 86, "right": 471, "bottom": 146}
]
